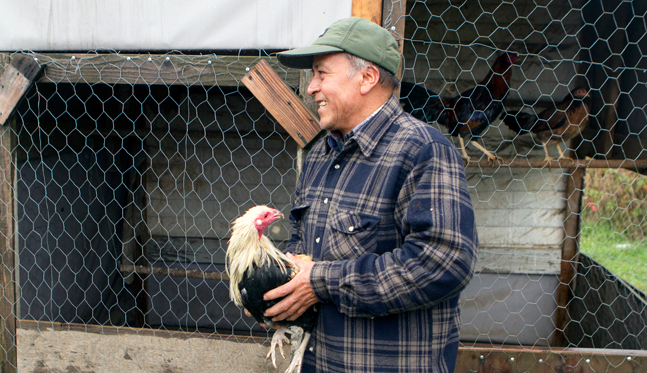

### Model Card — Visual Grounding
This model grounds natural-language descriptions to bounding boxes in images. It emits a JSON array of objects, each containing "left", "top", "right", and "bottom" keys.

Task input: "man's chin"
[{"left": 319, "top": 121, "right": 333, "bottom": 132}]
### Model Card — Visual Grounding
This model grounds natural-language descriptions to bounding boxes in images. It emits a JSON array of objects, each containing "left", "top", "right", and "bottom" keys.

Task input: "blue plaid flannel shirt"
[{"left": 286, "top": 96, "right": 479, "bottom": 372}]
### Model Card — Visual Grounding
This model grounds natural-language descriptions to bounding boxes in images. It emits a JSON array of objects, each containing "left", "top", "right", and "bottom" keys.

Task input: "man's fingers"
[{"left": 264, "top": 278, "right": 297, "bottom": 301}]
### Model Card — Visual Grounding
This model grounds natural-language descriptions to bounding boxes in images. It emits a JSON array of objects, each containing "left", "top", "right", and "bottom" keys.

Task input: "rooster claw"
[
  {"left": 267, "top": 328, "right": 292, "bottom": 368},
  {"left": 486, "top": 154, "right": 504, "bottom": 166}
]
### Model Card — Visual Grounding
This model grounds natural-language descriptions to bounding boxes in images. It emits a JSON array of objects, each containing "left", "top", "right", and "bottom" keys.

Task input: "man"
[{"left": 263, "top": 17, "right": 478, "bottom": 372}]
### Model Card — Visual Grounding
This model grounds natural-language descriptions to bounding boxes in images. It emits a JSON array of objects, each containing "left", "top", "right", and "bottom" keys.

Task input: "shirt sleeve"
[{"left": 310, "top": 141, "right": 479, "bottom": 318}]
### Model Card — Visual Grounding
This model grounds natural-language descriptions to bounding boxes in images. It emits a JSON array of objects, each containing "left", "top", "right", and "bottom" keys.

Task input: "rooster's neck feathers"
[{"left": 226, "top": 206, "right": 293, "bottom": 307}]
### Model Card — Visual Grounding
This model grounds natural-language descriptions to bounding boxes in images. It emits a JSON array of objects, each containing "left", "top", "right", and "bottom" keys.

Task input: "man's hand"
[
  {"left": 243, "top": 308, "right": 281, "bottom": 330},
  {"left": 263, "top": 253, "right": 319, "bottom": 322}
]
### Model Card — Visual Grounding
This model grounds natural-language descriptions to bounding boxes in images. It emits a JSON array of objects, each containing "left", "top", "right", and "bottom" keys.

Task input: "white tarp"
[{"left": 0, "top": 0, "right": 352, "bottom": 51}]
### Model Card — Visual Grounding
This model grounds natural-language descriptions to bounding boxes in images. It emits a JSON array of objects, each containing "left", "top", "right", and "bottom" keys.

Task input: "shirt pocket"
[
  {"left": 289, "top": 203, "right": 311, "bottom": 255},
  {"left": 290, "top": 203, "right": 310, "bottom": 223},
  {"left": 324, "top": 210, "right": 381, "bottom": 261}
]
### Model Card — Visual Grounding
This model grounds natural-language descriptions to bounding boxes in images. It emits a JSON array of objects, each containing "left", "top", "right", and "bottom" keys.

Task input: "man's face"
[{"left": 307, "top": 53, "right": 364, "bottom": 135}]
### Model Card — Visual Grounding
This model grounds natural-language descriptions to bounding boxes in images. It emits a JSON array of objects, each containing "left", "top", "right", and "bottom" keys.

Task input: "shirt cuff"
[{"left": 310, "top": 260, "right": 343, "bottom": 303}]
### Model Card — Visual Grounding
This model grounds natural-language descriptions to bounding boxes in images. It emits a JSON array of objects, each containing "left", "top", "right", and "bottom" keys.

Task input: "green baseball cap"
[{"left": 277, "top": 17, "right": 400, "bottom": 75}]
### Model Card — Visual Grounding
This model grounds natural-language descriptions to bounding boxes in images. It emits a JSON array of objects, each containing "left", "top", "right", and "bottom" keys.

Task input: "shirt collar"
[{"left": 325, "top": 95, "right": 402, "bottom": 157}]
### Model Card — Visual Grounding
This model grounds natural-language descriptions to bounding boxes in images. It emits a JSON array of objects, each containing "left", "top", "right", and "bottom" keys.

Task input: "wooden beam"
[
  {"left": 352, "top": 0, "right": 383, "bottom": 25},
  {"left": 466, "top": 158, "right": 647, "bottom": 169},
  {"left": 11, "top": 53, "right": 301, "bottom": 87},
  {"left": 0, "top": 54, "right": 42, "bottom": 126},
  {"left": 0, "top": 116, "right": 17, "bottom": 373},
  {"left": 456, "top": 344, "right": 647, "bottom": 373},
  {"left": 242, "top": 60, "right": 321, "bottom": 147},
  {"left": 18, "top": 319, "right": 268, "bottom": 343},
  {"left": 553, "top": 166, "right": 585, "bottom": 347},
  {"left": 119, "top": 264, "right": 228, "bottom": 281}
]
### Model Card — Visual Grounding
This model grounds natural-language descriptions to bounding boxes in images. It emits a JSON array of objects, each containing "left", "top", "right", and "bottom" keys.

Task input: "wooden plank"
[
  {"left": 466, "top": 158, "right": 647, "bottom": 169},
  {"left": 0, "top": 54, "right": 42, "bottom": 126},
  {"left": 456, "top": 344, "right": 647, "bottom": 373},
  {"left": 476, "top": 245, "right": 562, "bottom": 275},
  {"left": 553, "top": 166, "right": 585, "bottom": 347},
  {"left": 466, "top": 167, "right": 567, "bottom": 193},
  {"left": 119, "top": 264, "right": 228, "bottom": 281},
  {"left": 477, "top": 226, "right": 564, "bottom": 247},
  {"left": 24, "top": 53, "right": 301, "bottom": 87},
  {"left": 17, "top": 319, "right": 266, "bottom": 343},
  {"left": 352, "top": 0, "right": 383, "bottom": 25},
  {"left": 472, "top": 190, "right": 567, "bottom": 210},
  {"left": 0, "top": 117, "right": 17, "bottom": 372},
  {"left": 474, "top": 208, "right": 565, "bottom": 228},
  {"left": 241, "top": 59, "right": 321, "bottom": 147}
]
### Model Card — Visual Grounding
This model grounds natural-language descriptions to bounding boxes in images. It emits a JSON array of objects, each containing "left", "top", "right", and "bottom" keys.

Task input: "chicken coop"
[{"left": 0, "top": 0, "right": 646, "bottom": 372}]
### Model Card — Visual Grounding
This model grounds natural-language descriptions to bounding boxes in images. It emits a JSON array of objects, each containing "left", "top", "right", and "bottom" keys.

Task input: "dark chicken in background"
[
  {"left": 226, "top": 205, "right": 318, "bottom": 373},
  {"left": 502, "top": 87, "right": 591, "bottom": 165},
  {"left": 401, "top": 51, "right": 518, "bottom": 164}
]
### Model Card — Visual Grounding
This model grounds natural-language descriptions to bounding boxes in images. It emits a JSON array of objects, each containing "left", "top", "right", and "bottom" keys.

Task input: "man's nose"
[{"left": 306, "top": 79, "right": 319, "bottom": 96}]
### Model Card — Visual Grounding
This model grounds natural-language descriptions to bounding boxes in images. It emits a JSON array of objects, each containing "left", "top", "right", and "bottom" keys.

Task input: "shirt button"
[
  {"left": 324, "top": 198, "right": 329, "bottom": 204},
  {"left": 309, "top": 347, "right": 314, "bottom": 352},
  {"left": 334, "top": 164, "right": 340, "bottom": 169},
  {"left": 348, "top": 226, "right": 354, "bottom": 232},
  {"left": 315, "top": 237, "right": 321, "bottom": 243}
]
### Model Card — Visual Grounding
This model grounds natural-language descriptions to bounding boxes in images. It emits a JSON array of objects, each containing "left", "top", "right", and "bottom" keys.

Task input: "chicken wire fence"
[{"left": 1, "top": 0, "right": 646, "bottom": 371}]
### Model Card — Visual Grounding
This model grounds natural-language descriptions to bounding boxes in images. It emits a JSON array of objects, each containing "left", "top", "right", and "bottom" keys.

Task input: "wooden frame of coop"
[{"left": 1, "top": 1, "right": 647, "bottom": 372}]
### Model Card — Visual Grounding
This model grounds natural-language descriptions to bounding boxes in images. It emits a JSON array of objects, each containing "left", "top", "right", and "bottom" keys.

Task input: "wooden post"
[
  {"left": 552, "top": 166, "right": 586, "bottom": 347},
  {"left": 352, "top": 0, "right": 383, "bottom": 25},
  {"left": 381, "top": 0, "right": 407, "bottom": 97},
  {"left": 0, "top": 116, "right": 17, "bottom": 373},
  {"left": 0, "top": 53, "right": 40, "bottom": 373}
]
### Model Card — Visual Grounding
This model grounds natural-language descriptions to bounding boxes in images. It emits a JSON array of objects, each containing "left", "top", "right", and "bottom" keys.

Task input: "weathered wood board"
[
  {"left": 27, "top": 53, "right": 300, "bottom": 87},
  {"left": 476, "top": 245, "right": 562, "bottom": 275},
  {"left": 0, "top": 54, "right": 42, "bottom": 126},
  {"left": 467, "top": 167, "right": 568, "bottom": 250},
  {"left": 456, "top": 344, "right": 647, "bottom": 373},
  {"left": 242, "top": 59, "right": 322, "bottom": 147}
]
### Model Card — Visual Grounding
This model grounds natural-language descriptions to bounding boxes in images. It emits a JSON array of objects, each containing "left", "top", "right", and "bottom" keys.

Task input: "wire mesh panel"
[
  {"left": 398, "top": 0, "right": 647, "bottom": 366},
  {"left": 1, "top": 0, "right": 646, "bottom": 372},
  {"left": 7, "top": 53, "right": 301, "bottom": 371}
]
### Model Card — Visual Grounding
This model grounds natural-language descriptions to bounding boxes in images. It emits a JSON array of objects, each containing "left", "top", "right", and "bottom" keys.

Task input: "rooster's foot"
[
  {"left": 267, "top": 327, "right": 291, "bottom": 368},
  {"left": 485, "top": 153, "right": 504, "bottom": 166},
  {"left": 284, "top": 331, "right": 311, "bottom": 373}
]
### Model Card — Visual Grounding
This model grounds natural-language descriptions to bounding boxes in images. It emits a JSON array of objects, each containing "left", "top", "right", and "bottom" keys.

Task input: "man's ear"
[{"left": 359, "top": 65, "right": 381, "bottom": 95}]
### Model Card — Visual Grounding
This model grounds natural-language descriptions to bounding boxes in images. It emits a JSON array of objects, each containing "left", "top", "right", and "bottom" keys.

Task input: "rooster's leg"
[
  {"left": 469, "top": 141, "right": 502, "bottom": 165},
  {"left": 541, "top": 143, "right": 556, "bottom": 167},
  {"left": 555, "top": 144, "right": 575, "bottom": 163},
  {"left": 284, "top": 331, "right": 310, "bottom": 373},
  {"left": 267, "top": 327, "right": 292, "bottom": 368},
  {"left": 458, "top": 137, "right": 471, "bottom": 163}
]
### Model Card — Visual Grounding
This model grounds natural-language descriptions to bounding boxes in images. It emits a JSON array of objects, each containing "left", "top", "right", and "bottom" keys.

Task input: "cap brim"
[{"left": 277, "top": 45, "right": 344, "bottom": 69}]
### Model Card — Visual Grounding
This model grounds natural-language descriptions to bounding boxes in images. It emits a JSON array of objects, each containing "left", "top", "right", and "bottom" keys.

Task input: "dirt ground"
[{"left": 17, "top": 321, "right": 292, "bottom": 373}]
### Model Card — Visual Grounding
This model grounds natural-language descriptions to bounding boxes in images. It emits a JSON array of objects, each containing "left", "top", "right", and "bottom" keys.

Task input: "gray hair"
[{"left": 342, "top": 52, "right": 400, "bottom": 90}]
